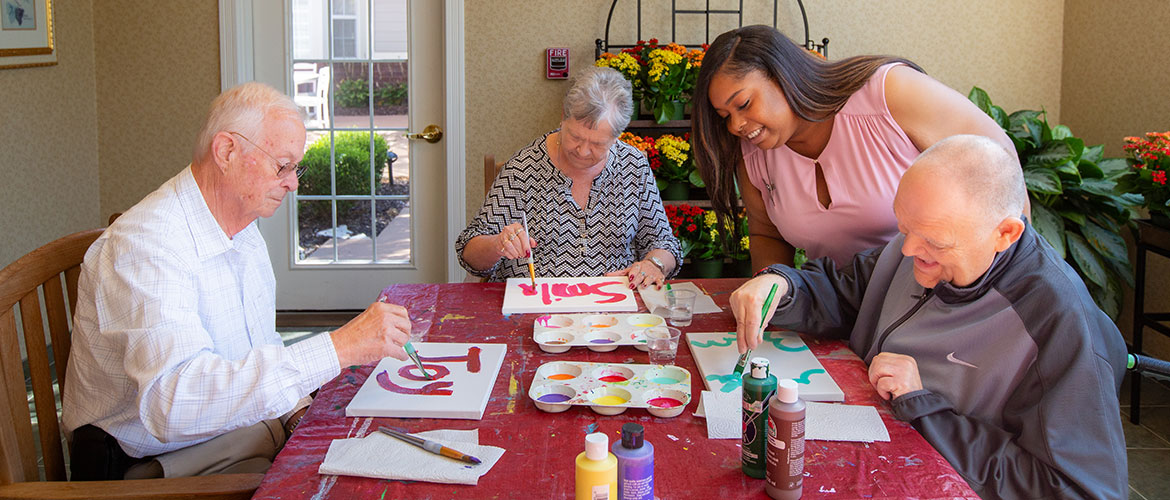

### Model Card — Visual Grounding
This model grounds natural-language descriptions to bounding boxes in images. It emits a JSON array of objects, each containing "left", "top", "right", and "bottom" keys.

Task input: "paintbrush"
[
  {"left": 404, "top": 342, "right": 432, "bottom": 380},
  {"left": 733, "top": 282, "right": 779, "bottom": 376},
  {"left": 522, "top": 211, "right": 536, "bottom": 287},
  {"left": 379, "top": 427, "right": 482, "bottom": 465}
]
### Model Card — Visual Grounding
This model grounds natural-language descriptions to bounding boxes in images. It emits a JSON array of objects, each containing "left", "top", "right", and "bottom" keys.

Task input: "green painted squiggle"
[
  {"left": 763, "top": 332, "right": 809, "bottom": 352},
  {"left": 707, "top": 374, "right": 742, "bottom": 392},
  {"left": 689, "top": 335, "right": 736, "bottom": 348},
  {"left": 792, "top": 368, "right": 825, "bottom": 384}
]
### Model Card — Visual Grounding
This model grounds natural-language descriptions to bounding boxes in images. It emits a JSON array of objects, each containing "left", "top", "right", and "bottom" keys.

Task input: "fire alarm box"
[{"left": 546, "top": 48, "right": 569, "bottom": 79}]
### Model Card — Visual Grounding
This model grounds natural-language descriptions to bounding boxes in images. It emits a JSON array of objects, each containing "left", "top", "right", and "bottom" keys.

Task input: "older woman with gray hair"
[{"left": 457, "top": 66, "right": 682, "bottom": 288}]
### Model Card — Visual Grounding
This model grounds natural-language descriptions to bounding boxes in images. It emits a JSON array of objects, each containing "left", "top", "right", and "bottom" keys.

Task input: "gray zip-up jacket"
[{"left": 764, "top": 223, "right": 1127, "bottom": 500}]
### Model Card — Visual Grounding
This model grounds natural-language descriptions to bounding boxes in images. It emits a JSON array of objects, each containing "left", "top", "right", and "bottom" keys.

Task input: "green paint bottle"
[{"left": 742, "top": 357, "right": 777, "bottom": 479}]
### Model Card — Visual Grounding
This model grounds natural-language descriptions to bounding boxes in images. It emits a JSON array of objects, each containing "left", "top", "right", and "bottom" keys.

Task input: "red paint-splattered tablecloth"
[{"left": 252, "top": 279, "right": 977, "bottom": 499}]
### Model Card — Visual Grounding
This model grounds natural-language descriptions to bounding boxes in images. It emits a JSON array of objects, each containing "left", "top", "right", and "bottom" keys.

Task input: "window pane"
[
  {"left": 372, "top": 0, "right": 407, "bottom": 58},
  {"left": 297, "top": 199, "right": 334, "bottom": 263},
  {"left": 298, "top": 131, "right": 334, "bottom": 196},
  {"left": 332, "top": 131, "right": 383, "bottom": 196},
  {"left": 316, "top": 200, "right": 374, "bottom": 262},
  {"left": 375, "top": 130, "right": 409, "bottom": 263},
  {"left": 371, "top": 61, "right": 407, "bottom": 126},
  {"left": 291, "top": 0, "right": 325, "bottom": 59},
  {"left": 332, "top": 19, "right": 357, "bottom": 58},
  {"left": 292, "top": 62, "right": 330, "bottom": 129},
  {"left": 332, "top": 62, "right": 371, "bottom": 129}
]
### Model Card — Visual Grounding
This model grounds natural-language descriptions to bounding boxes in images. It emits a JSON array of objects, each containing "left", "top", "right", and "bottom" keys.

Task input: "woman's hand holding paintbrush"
[
  {"left": 729, "top": 273, "right": 789, "bottom": 354},
  {"left": 495, "top": 222, "right": 537, "bottom": 261}
]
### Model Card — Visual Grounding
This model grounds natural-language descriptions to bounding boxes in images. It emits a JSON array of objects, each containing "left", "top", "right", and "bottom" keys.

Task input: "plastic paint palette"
[
  {"left": 533, "top": 313, "right": 667, "bottom": 353},
  {"left": 528, "top": 361, "right": 692, "bottom": 418}
]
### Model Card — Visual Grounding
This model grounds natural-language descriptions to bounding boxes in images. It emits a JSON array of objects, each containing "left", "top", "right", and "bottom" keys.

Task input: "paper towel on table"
[
  {"left": 639, "top": 282, "right": 722, "bottom": 316},
  {"left": 318, "top": 428, "right": 505, "bottom": 485},
  {"left": 701, "top": 389, "right": 742, "bottom": 439},
  {"left": 806, "top": 402, "right": 890, "bottom": 442}
]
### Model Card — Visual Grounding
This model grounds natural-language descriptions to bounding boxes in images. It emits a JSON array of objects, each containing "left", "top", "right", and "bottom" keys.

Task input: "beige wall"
[
  {"left": 464, "top": 0, "right": 1065, "bottom": 220},
  {"left": 94, "top": 1, "right": 221, "bottom": 221},
  {"left": 1062, "top": 0, "right": 1170, "bottom": 358},
  {"left": 0, "top": 2, "right": 100, "bottom": 267}
]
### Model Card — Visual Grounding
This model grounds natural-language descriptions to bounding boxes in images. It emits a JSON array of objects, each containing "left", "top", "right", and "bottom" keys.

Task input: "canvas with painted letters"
[
  {"left": 501, "top": 276, "right": 637, "bottom": 314},
  {"left": 346, "top": 343, "right": 507, "bottom": 419},
  {"left": 687, "top": 331, "right": 844, "bottom": 402}
]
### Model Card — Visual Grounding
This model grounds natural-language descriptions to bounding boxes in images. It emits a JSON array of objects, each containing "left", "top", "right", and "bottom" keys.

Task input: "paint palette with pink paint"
[
  {"left": 528, "top": 361, "right": 692, "bottom": 418},
  {"left": 533, "top": 313, "right": 667, "bottom": 353}
]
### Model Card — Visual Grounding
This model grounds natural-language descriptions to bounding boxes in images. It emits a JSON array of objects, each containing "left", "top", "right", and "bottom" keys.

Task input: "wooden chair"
[
  {"left": 483, "top": 154, "right": 503, "bottom": 196},
  {"left": 0, "top": 229, "right": 262, "bottom": 499}
]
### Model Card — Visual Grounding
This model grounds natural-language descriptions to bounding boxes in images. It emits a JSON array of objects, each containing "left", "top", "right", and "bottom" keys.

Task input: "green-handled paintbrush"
[{"left": 732, "top": 282, "right": 779, "bottom": 376}]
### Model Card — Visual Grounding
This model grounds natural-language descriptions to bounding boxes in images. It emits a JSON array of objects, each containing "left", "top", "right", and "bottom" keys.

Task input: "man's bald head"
[
  {"left": 904, "top": 134, "right": 1027, "bottom": 228},
  {"left": 894, "top": 135, "right": 1028, "bottom": 288}
]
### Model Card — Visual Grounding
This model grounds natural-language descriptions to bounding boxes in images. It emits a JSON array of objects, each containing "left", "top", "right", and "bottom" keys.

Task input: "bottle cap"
[
  {"left": 750, "top": 357, "right": 770, "bottom": 379},
  {"left": 621, "top": 423, "right": 644, "bottom": 449},
  {"left": 585, "top": 432, "right": 608, "bottom": 460},
  {"left": 777, "top": 378, "right": 798, "bottom": 403}
]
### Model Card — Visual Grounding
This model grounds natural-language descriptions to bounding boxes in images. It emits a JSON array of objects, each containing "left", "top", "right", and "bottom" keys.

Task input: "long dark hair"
[{"left": 691, "top": 25, "right": 923, "bottom": 239}]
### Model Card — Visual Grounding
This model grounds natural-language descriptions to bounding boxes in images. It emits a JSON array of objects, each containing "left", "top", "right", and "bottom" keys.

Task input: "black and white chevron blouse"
[{"left": 457, "top": 130, "right": 683, "bottom": 282}]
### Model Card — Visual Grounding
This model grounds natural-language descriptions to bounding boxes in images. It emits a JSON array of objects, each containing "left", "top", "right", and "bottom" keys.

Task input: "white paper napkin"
[
  {"left": 318, "top": 428, "right": 506, "bottom": 484},
  {"left": 701, "top": 389, "right": 742, "bottom": 439},
  {"left": 805, "top": 402, "right": 890, "bottom": 442},
  {"left": 639, "top": 282, "right": 722, "bottom": 316}
]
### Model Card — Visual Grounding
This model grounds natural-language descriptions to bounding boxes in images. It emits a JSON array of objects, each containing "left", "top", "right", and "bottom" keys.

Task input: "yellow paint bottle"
[{"left": 576, "top": 432, "right": 617, "bottom": 500}]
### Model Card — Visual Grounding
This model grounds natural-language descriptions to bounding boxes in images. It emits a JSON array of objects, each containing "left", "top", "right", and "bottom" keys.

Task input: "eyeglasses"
[{"left": 230, "top": 131, "right": 308, "bottom": 179}]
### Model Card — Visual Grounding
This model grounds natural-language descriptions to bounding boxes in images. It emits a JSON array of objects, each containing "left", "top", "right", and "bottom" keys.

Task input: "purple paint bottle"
[{"left": 611, "top": 423, "right": 654, "bottom": 500}]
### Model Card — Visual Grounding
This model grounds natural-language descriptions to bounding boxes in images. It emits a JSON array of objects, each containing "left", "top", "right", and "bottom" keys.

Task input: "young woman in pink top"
[{"left": 691, "top": 25, "right": 1022, "bottom": 271}]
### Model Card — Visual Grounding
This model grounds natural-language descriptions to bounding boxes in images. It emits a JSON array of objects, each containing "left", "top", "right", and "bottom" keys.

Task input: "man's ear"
[
  {"left": 209, "top": 131, "right": 236, "bottom": 173},
  {"left": 993, "top": 216, "right": 1026, "bottom": 252}
]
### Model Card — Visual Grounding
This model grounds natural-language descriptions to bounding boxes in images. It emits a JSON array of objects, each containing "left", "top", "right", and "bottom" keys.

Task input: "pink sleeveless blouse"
[{"left": 740, "top": 63, "right": 920, "bottom": 266}]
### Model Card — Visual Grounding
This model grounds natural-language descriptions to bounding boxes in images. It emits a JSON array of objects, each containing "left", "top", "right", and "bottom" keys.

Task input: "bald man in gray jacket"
[{"left": 731, "top": 135, "right": 1127, "bottom": 500}]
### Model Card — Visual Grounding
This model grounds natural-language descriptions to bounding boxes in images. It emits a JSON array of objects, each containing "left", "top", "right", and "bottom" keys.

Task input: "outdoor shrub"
[
  {"left": 298, "top": 131, "right": 390, "bottom": 198},
  {"left": 375, "top": 82, "right": 408, "bottom": 107},
  {"left": 335, "top": 79, "right": 369, "bottom": 108}
]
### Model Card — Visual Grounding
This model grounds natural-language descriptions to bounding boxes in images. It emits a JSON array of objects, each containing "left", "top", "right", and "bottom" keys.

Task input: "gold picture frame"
[{"left": 0, "top": 0, "right": 54, "bottom": 69}]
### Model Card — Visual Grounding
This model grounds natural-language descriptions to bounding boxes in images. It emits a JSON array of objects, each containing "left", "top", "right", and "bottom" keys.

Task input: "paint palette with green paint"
[
  {"left": 686, "top": 331, "right": 844, "bottom": 402},
  {"left": 533, "top": 313, "right": 667, "bottom": 353},
  {"left": 528, "top": 361, "right": 692, "bottom": 418}
]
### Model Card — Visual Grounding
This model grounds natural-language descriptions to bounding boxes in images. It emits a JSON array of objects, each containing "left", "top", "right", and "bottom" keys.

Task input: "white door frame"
[{"left": 218, "top": 0, "right": 467, "bottom": 284}]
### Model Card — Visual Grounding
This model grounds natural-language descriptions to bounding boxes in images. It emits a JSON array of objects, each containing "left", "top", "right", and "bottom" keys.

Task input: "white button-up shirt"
[{"left": 62, "top": 166, "right": 340, "bottom": 458}]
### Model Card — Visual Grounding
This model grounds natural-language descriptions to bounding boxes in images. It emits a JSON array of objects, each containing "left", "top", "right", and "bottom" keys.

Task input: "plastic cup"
[
  {"left": 666, "top": 289, "right": 696, "bottom": 327},
  {"left": 645, "top": 326, "right": 682, "bottom": 366}
]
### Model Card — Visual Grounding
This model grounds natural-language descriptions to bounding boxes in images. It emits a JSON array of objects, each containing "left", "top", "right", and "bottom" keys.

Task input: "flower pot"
[
  {"left": 730, "top": 259, "right": 754, "bottom": 278},
  {"left": 661, "top": 181, "right": 690, "bottom": 201},
  {"left": 649, "top": 98, "right": 686, "bottom": 124},
  {"left": 690, "top": 258, "right": 724, "bottom": 279}
]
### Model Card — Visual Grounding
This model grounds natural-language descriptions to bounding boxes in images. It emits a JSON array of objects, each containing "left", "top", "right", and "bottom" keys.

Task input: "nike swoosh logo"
[{"left": 946, "top": 352, "right": 978, "bottom": 369}]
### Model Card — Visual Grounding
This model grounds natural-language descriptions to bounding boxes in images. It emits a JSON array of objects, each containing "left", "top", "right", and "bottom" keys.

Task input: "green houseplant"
[{"left": 968, "top": 87, "right": 1142, "bottom": 320}]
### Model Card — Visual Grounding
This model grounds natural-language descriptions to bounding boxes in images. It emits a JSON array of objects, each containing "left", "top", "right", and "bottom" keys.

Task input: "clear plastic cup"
[
  {"left": 666, "top": 289, "right": 696, "bottom": 327},
  {"left": 645, "top": 326, "right": 682, "bottom": 366}
]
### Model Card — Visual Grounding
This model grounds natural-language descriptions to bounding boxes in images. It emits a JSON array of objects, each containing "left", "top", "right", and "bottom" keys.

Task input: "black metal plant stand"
[
  {"left": 595, "top": 0, "right": 829, "bottom": 59},
  {"left": 1130, "top": 219, "right": 1170, "bottom": 424}
]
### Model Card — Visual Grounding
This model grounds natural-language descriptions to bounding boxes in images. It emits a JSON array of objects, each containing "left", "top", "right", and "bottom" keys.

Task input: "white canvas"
[
  {"left": 686, "top": 331, "right": 844, "bottom": 402},
  {"left": 346, "top": 343, "right": 507, "bottom": 419},
  {"left": 501, "top": 277, "right": 637, "bottom": 314}
]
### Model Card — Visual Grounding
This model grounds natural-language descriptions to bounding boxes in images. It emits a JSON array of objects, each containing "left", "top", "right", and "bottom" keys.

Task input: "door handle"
[{"left": 406, "top": 124, "right": 444, "bottom": 144}]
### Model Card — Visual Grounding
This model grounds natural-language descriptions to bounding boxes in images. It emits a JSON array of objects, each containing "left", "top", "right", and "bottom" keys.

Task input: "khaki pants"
[{"left": 123, "top": 419, "right": 285, "bottom": 479}]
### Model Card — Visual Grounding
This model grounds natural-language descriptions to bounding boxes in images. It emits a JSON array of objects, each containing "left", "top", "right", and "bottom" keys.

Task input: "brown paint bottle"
[{"left": 765, "top": 379, "right": 805, "bottom": 499}]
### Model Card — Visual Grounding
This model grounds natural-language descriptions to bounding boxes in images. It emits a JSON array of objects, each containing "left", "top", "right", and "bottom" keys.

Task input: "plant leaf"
[
  {"left": 689, "top": 170, "right": 705, "bottom": 188},
  {"left": 1024, "top": 168, "right": 1062, "bottom": 194},
  {"left": 1080, "top": 220, "right": 1129, "bottom": 263},
  {"left": 990, "top": 106, "right": 1010, "bottom": 130},
  {"left": 1087, "top": 278, "right": 1121, "bottom": 322},
  {"left": 968, "top": 87, "right": 992, "bottom": 114},
  {"left": 1078, "top": 177, "right": 1120, "bottom": 198},
  {"left": 1066, "top": 232, "right": 1108, "bottom": 288},
  {"left": 1083, "top": 144, "right": 1104, "bottom": 164},
  {"left": 1026, "top": 141, "right": 1074, "bottom": 168},
  {"left": 1052, "top": 124, "right": 1073, "bottom": 140},
  {"left": 1098, "top": 158, "right": 1130, "bottom": 179},
  {"left": 1030, "top": 202, "right": 1066, "bottom": 258},
  {"left": 1077, "top": 159, "right": 1105, "bottom": 179},
  {"left": 1057, "top": 208, "right": 1087, "bottom": 226},
  {"left": 656, "top": 178, "right": 667, "bottom": 191}
]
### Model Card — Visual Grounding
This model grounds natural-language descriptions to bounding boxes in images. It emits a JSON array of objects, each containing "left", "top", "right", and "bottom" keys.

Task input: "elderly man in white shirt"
[{"left": 62, "top": 82, "right": 412, "bottom": 480}]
